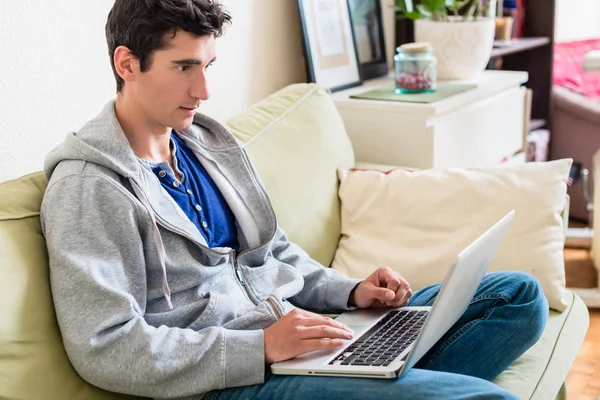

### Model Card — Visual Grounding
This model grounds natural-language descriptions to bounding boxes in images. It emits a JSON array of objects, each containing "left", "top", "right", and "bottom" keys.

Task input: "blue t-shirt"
[{"left": 142, "top": 133, "right": 240, "bottom": 250}]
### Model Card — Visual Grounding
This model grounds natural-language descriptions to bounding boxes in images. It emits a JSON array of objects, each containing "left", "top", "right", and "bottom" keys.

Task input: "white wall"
[
  {"left": 0, "top": 0, "right": 396, "bottom": 183},
  {"left": 0, "top": 1, "right": 116, "bottom": 183},
  {"left": 199, "top": 0, "right": 306, "bottom": 121},
  {"left": 555, "top": 0, "right": 600, "bottom": 42},
  {"left": 0, "top": 0, "right": 307, "bottom": 182}
]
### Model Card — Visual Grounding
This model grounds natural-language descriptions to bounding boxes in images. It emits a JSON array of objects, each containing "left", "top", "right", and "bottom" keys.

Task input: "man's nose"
[{"left": 191, "top": 74, "right": 210, "bottom": 101}]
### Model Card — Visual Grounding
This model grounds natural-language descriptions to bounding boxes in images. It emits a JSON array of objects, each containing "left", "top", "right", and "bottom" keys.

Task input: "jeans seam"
[
  {"left": 469, "top": 293, "right": 511, "bottom": 305},
  {"left": 422, "top": 294, "right": 510, "bottom": 369}
]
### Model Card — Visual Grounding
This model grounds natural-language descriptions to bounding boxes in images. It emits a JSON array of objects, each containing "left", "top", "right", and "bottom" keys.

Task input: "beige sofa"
[{"left": 0, "top": 84, "right": 589, "bottom": 399}]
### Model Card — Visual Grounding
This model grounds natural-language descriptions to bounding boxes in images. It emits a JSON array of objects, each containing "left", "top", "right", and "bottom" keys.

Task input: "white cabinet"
[{"left": 331, "top": 70, "right": 528, "bottom": 169}]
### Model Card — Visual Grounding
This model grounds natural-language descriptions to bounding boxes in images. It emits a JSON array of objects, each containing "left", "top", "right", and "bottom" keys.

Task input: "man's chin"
[{"left": 172, "top": 116, "right": 195, "bottom": 131}]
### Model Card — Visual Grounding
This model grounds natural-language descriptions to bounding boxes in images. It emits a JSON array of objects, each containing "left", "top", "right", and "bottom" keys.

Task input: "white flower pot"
[{"left": 414, "top": 18, "right": 495, "bottom": 81}]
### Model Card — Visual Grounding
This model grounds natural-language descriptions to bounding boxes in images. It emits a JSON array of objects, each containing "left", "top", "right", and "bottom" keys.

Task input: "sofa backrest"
[
  {"left": 226, "top": 84, "right": 355, "bottom": 266},
  {"left": 0, "top": 173, "right": 138, "bottom": 400}
]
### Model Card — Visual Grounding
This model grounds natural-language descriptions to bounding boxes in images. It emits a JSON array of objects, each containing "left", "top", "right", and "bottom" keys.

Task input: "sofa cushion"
[
  {"left": 332, "top": 159, "right": 572, "bottom": 311},
  {"left": 493, "top": 290, "right": 589, "bottom": 400},
  {"left": 226, "top": 83, "right": 355, "bottom": 266},
  {"left": 0, "top": 173, "right": 139, "bottom": 400}
]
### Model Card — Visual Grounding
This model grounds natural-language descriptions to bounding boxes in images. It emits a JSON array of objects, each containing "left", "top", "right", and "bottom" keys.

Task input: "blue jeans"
[{"left": 204, "top": 271, "right": 548, "bottom": 400}]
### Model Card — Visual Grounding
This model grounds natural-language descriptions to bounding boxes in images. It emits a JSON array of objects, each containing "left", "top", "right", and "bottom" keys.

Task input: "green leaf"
[
  {"left": 428, "top": 0, "right": 449, "bottom": 12},
  {"left": 404, "top": 11, "right": 424, "bottom": 20},
  {"left": 464, "top": 0, "right": 478, "bottom": 19},
  {"left": 395, "top": 0, "right": 415, "bottom": 13},
  {"left": 416, "top": 4, "right": 433, "bottom": 17}
]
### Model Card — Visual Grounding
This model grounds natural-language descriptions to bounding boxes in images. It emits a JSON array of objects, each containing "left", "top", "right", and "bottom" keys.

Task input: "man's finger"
[
  {"left": 301, "top": 315, "right": 354, "bottom": 333},
  {"left": 390, "top": 287, "right": 409, "bottom": 303},
  {"left": 299, "top": 325, "right": 354, "bottom": 340},
  {"left": 371, "top": 286, "right": 395, "bottom": 302},
  {"left": 301, "top": 338, "right": 346, "bottom": 354},
  {"left": 386, "top": 279, "right": 400, "bottom": 293},
  {"left": 379, "top": 267, "right": 399, "bottom": 284},
  {"left": 392, "top": 288, "right": 413, "bottom": 307},
  {"left": 386, "top": 287, "right": 413, "bottom": 307}
]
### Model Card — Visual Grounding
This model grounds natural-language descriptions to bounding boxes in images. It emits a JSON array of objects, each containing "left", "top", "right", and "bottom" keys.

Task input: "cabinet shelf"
[{"left": 491, "top": 37, "right": 551, "bottom": 58}]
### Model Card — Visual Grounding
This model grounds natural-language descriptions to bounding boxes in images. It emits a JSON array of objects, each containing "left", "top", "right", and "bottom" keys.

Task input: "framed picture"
[
  {"left": 348, "top": 0, "right": 388, "bottom": 80},
  {"left": 297, "top": 0, "right": 363, "bottom": 92}
]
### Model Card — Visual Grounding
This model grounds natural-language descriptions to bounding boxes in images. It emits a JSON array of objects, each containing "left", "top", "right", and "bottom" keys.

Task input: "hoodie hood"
[{"left": 44, "top": 100, "right": 240, "bottom": 183}]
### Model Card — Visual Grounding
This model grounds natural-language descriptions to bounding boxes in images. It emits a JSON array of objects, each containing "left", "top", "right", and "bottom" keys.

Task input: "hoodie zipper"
[
  {"left": 233, "top": 260, "right": 256, "bottom": 306},
  {"left": 154, "top": 216, "right": 256, "bottom": 304},
  {"left": 266, "top": 297, "right": 283, "bottom": 319}
]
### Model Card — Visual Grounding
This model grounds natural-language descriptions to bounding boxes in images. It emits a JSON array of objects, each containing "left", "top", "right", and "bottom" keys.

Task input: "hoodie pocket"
[
  {"left": 185, "top": 292, "right": 218, "bottom": 331},
  {"left": 239, "top": 256, "right": 304, "bottom": 302},
  {"left": 187, "top": 289, "right": 269, "bottom": 331}
]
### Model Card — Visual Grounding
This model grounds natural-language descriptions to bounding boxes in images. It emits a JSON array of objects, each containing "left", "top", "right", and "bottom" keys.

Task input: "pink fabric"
[{"left": 554, "top": 38, "right": 600, "bottom": 101}]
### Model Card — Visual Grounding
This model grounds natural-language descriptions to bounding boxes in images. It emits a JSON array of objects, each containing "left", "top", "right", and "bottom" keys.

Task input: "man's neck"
[{"left": 115, "top": 94, "right": 172, "bottom": 163}]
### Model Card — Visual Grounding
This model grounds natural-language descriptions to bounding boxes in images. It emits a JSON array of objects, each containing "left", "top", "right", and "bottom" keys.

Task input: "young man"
[{"left": 41, "top": 1, "right": 548, "bottom": 399}]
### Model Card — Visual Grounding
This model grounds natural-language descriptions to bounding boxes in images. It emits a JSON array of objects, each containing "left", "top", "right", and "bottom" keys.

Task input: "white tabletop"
[{"left": 331, "top": 70, "right": 529, "bottom": 117}]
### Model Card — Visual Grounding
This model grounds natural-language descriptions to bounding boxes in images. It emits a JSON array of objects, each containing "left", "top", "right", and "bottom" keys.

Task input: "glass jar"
[{"left": 394, "top": 42, "right": 437, "bottom": 94}]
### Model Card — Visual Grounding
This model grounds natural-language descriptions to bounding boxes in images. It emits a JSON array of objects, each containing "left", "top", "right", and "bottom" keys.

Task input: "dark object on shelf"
[
  {"left": 348, "top": 0, "right": 388, "bottom": 80},
  {"left": 503, "top": 0, "right": 525, "bottom": 38}
]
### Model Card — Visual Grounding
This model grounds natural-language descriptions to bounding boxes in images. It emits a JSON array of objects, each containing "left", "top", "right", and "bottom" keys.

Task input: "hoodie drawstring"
[{"left": 129, "top": 178, "right": 174, "bottom": 310}]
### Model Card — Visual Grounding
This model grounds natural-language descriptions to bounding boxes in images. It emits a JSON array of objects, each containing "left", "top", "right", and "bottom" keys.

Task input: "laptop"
[{"left": 271, "top": 210, "right": 515, "bottom": 379}]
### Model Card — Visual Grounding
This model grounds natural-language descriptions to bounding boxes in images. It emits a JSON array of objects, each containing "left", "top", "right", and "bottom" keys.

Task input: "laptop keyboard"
[{"left": 329, "top": 309, "right": 429, "bottom": 367}]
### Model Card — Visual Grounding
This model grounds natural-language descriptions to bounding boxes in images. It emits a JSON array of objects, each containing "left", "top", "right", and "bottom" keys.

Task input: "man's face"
[{"left": 129, "top": 30, "right": 216, "bottom": 131}]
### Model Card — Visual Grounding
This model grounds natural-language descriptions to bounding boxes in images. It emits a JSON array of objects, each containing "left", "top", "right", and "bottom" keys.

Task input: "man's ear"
[{"left": 113, "top": 46, "right": 138, "bottom": 85}]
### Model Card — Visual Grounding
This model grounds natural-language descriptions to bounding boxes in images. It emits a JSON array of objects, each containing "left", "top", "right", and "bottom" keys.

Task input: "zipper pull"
[{"left": 235, "top": 265, "right": 245, "bottom": 285}]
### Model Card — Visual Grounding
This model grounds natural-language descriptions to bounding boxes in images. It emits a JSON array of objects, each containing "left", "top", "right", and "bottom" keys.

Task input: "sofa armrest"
[{"left": 552, "top": 86, "right": 600, "bottom": 124}]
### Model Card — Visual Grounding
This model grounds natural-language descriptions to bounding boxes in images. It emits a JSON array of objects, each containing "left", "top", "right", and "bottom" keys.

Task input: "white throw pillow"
[{"left": 332, "top": 159, "right": 572, "bottom": 311}]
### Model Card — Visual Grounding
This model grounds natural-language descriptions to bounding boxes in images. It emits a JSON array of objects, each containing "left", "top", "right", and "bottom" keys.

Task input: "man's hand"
[
  {"left": 263, "top": 308, "right": 354, "bottom": 365},
  {"left": 351, "top": 266, "right": 412, "bottom": 309}
]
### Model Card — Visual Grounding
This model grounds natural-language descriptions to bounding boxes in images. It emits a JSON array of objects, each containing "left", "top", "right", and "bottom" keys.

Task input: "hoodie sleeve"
[
  {"left": 270, "top": 227, "right": 362, "bottom": 312},
  {"left": 41, "top": 174, "right": 265, "bottom": 399}
]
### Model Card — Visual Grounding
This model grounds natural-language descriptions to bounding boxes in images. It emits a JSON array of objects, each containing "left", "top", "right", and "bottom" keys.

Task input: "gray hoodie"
[{"left": 41, "top": 101, "right": 362, "bottom": 399}]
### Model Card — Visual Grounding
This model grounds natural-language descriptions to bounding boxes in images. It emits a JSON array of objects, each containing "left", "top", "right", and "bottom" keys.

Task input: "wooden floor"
[
  {"left": 564, "top": 225, "right": 600, "bottom": 400},
  {"left": 566, "top": 309, "right": 600, "bottom": 400},
  {"left": 564, "top": 247, "right": 598, "bottom": 289}
]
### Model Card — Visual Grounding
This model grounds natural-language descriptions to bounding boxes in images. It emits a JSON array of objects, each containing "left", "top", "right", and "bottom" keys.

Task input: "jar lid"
[{"left": 398, "top": 42, "right": 432, "bottom": 54}]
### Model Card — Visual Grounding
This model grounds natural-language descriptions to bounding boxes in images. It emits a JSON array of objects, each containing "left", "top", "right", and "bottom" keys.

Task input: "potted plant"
[{"left": 395, "top": 0, "right": 497, "bottom": 81}]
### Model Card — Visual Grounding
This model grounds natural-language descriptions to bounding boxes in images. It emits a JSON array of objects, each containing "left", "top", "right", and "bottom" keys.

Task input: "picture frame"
[
  {"left": 348, "top": 0, "right": 388, "bottom": 80},
  {"left": 297, "top": 0, "right": 363, "bottom": 92}
]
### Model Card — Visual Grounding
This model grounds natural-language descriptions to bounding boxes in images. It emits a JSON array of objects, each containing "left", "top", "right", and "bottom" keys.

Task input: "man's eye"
[
  {"left": 205, "top": 62, "right": 214, "bottom": 71},
  {"left": 177, "top": 65, "right": 191, "bottom": 72}
]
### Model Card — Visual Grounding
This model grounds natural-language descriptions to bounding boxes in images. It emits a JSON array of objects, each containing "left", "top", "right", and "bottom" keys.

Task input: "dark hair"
[{"left": 105, "top": 0, "right": 232, "bottom": 92}]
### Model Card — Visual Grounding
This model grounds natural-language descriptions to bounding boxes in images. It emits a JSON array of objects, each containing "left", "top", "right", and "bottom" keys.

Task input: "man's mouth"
[{"left": 180, "top": 106, "right": 198, "bottom": 115}]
